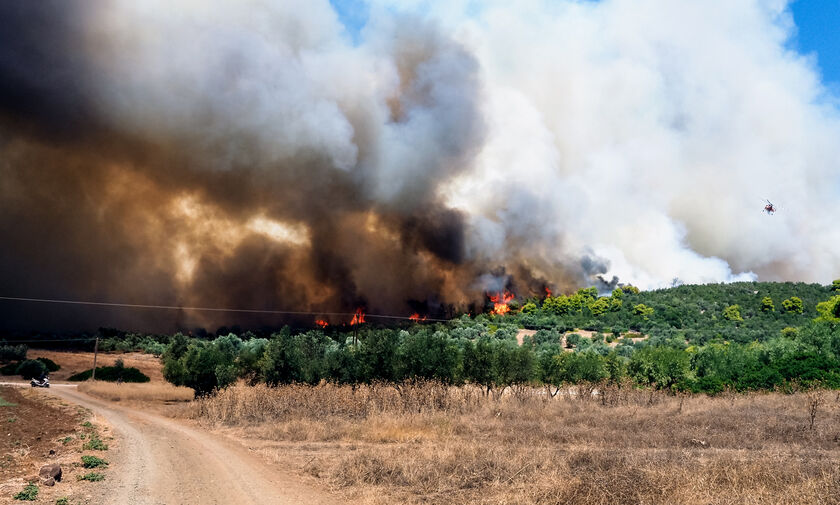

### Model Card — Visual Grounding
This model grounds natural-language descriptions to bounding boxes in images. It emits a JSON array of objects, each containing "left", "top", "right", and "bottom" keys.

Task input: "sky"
[
  {"left": 789, "top": 0, "right": 840, "bottom": 87},
  {"left": 331, "top": 0, "right": 840, "bottom": 88}
]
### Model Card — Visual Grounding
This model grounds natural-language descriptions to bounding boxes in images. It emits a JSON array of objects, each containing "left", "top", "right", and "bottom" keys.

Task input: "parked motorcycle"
[{"left": 30, "top": 376, "right": 50, "bottom": 388}]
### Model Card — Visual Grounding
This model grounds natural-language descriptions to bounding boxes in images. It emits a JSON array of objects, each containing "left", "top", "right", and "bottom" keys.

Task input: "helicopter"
[{"left": 763, "top": 200, "right": 776, "bottom": 215}]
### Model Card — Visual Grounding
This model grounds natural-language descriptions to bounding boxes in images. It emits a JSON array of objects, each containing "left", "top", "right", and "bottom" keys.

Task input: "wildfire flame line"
[
  {"left": 350, "top": 308, "right": 366, "bottom": 325},
  {"left": 488, "top": 291, "right": 514, "bottom": 315}
]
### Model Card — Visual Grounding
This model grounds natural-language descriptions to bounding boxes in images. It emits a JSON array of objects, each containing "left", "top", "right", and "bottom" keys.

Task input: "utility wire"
[
  {"left": 0, "top": 295, "right": 451, "bottom": 323},
  {"left": 0, "top": 338, "right": 97, "bottom": 343}
]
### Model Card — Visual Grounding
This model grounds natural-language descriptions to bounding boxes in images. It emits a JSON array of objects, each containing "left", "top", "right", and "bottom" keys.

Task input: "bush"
[
  {"left": 723, "top": 305, "right": 743, "bottom": 322},
  {"left": 520, "top": 302, "right": 538, "bottom": 314},
  {"left": 760, "top": 297, "right": 775, "bottom": 312},
  {"left": 83, "top": 434, "right": 108, "bottom": 451},
  {"left": 36, "top": 357, "right": 60, "bottom": 372},
  {"left": 1, "top": 362, "right": 20, "bottom": 375},
  {"left": 68, "top": 366, "right": 149, "bottom": 383},
  {"left": 13, "top": 483, "right": 38, "bottom": 501},
  {"left": 77, "top": 472, "right": 105, "bottom": 482},
  {"left": 81, "top": 455, "right": 109, "bottom": 468},
  {"left": 16, "top": 360, "right": 48, "bottom": 380},
  {"left": 782, "top": 297, "right": 804, "bottom": 314},
  {"left": 628, "top": 346, "right": 692, "bottom": 390},
  {"left": 0, "top": 343, "right": 27, "bottom": 362},
  {"left": 692, "top": 375, "right": 725, "bottom": 395}
]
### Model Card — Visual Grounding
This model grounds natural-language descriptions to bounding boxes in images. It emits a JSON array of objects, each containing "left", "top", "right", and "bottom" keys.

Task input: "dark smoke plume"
[{"left": 0, "top": 1, "right": 529, "bottom": 331}]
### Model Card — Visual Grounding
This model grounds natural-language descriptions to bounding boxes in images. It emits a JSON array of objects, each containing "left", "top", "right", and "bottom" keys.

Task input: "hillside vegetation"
[
  {"left": 153, "top": 280, "right": 840, "bottom": 395},
  {"left": 4, "top": 281, "right": 838, "bottom": 396}
]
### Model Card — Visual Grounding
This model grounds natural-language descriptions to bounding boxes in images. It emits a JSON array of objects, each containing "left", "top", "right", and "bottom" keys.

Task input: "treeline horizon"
[
  {"left": 3, "top": 280, "right": 839, "bottom": 396},
  {"left": 2, "top": 280, "right": 836, "bottom": 340}
]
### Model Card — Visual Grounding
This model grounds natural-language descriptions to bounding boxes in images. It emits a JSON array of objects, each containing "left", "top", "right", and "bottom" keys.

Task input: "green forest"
[{"left": 4, "top": 280, "right": 840, "bottom": 396}]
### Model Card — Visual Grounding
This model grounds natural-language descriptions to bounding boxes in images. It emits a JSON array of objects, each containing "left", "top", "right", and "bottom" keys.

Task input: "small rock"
[
  {"left": 49, "top": 449, "right": 56, "bottom": 456},
  {"left": 39, "top": 463, "right": 62, "bottom": 482},
  {"left": 40, "top": 476, "right": 56, "bottom": 486}
]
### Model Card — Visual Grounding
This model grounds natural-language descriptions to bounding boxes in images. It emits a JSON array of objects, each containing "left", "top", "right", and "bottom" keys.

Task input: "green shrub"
[
  {"left": 36, "top": 357, "right": 60, "bottom": 372},
  {"left": 83, "top": 434, "right": 108, "bottom": 451},
  {"left": 722, "top": 305, "right": 743, "bottom": 322},
  {"left": 56, "top": 498, "right": 70, "bottom": 505},
  {"left": 15, "top": 360, "right": 48, "bottom": 380},
  {"left": 81, "top": 455, "right": 108, "bottom": 468},
  {"left": 14, "top": 483, "right": 38, "bottom": 501},
  {"left": 0, "top": 343, "right": 27, "bottom": 362},
  {"left": 68, "top": 366, "right": 149, "bottom": 383},
  {"left": 782, "top": 296, "right": 804, "bottom": 314},
  {"left": 520, "top": 302, "right": 538, "bottom": 314},
  {"left": 633, "top": 304, "right": 654, "bottom": 319},
  {"left": 77, "top": 472, "right": 105, "bottom": 482},
  {"left": 0, "top": 362, "right": 20, "bottom": 375},
  {"left": 693, "top": 375, "right": 726, "bottom": 395},
  {"left": 760, "top": 297, "right": 775, "bottom": 312},
  {"left": 628, "top": 346, "right": 692, "bottom": 389}
]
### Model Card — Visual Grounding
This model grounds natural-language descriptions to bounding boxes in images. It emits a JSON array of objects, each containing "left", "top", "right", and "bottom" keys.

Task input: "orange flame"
[
  {"left": 409, "top": 313, "right": 427, "bottom": 322},
  {"left": 489, "top": 291, "right": 514, "bottom": 316},
  {"left": 350, "top": 308, "right": 366, "bottom": 325},
  {"left": 315, "top": 319, "right": 329, "bottom": 328},
  {"left": 545, "top": 287, "right": 552, "bottom": 298}
]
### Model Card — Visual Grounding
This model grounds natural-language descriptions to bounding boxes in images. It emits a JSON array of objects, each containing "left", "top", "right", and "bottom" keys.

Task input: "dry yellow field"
[
  {"left": 184, "top": 382, "right": 840, "bottom": 505},
  {"left": 78, "top": 381, "right": 194, "bottom": 402}
]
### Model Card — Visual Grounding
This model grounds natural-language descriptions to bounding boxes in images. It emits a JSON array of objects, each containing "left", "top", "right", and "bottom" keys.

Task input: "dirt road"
[{"left": 47, "top": 386, "right": 337, "bottom": 505}]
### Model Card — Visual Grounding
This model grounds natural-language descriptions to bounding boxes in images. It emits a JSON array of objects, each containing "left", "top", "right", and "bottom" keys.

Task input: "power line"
[
  {"left": 0, "top": 295, "right": 451, "bottom": 323},
  {"left": 0, "top": 338, "right": 97, "bottom": 343}
]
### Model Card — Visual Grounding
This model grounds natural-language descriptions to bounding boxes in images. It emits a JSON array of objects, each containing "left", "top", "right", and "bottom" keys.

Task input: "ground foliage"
[
  {"left": 155, "top": 281, "right": 840, "bottom": 395},
  {"left": 4, "top": 282, "right": 838, "bottom": 396},
  {"left": 68, "top": 360, "right": 150, "bottom": 383}
]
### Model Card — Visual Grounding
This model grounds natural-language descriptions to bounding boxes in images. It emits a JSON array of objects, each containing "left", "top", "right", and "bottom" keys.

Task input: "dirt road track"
[{"left": 48, "top": 386, "right": 338, "bottom": 505}]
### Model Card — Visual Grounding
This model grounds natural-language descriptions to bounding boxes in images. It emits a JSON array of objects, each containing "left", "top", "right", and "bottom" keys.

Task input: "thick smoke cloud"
[{"left": 0, "top": 0, "right": 838, "bottom": 331}]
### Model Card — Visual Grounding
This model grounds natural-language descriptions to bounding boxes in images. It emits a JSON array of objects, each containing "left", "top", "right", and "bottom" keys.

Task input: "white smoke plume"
[{"left": 425, "top": 0, "right": 840, "bottom": 288}]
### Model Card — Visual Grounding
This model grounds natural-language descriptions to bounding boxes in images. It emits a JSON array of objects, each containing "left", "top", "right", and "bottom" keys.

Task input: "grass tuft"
[
  {"left": 81, "top": 455, "right": 108, "bottom": 468},
  {"left": 82, "top": 434, "right": 108, "bottom": 451},
  {"left": 77, "top": 472, "right": 105, "bottom": 482},
  {"left": 13, "top": 483, "right": 38, "bottom": 501}
]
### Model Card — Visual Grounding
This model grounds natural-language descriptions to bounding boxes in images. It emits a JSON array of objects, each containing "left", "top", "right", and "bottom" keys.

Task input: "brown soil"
[
  {"left": 0, "top": 386, "right": 83, "bottom": 482},
  {"left": 0, "top": 385, "right": 115, "bottom": 504},
  {"left": 515, "top": 328, "right": 647, "bottom": 348},
  {"left": 27, "top": 350, "right": 164, "bottom": 382}
]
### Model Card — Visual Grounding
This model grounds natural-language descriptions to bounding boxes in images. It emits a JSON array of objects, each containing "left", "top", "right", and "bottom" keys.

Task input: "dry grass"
[
  {"left": 185, "top": 382, "right": 840, "bottom": 505},
  {"left": 79, "top": 381, "right": 194, "bottom": 402}
]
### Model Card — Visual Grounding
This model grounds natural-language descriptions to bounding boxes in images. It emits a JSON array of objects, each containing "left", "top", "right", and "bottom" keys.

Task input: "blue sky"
[
  {"left": 789, "top": 0, "right": 840, "bottom": 86},
  {"left": 330, "top": 0, "right": 840, "bottom": 87}
]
